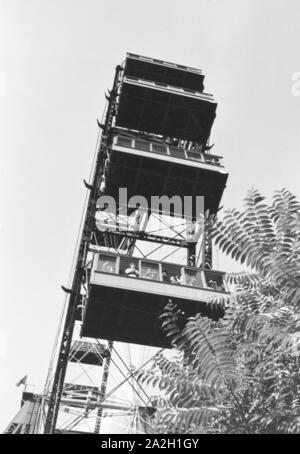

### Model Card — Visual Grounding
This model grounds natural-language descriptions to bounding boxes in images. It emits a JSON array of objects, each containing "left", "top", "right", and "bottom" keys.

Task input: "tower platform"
[
  {"left": 103, "top": 133, "right": 228, "bottom": 216},
  {"left": 115, "top": 53, "right": 215, "bottom": 143},
  {"left": 116, "top": 77, "right": 216, "bottom": 143},
  {"left": 124, "top": 53, "right": 205, "bottom": 91},
  {"left": 81, "top": 252, "right": 228, "bottom": 348}
]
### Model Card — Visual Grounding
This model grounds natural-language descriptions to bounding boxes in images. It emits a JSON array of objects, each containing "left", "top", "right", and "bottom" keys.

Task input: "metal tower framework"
[{"left": 8, "top": 54, "right": 229, "bottom": 434}]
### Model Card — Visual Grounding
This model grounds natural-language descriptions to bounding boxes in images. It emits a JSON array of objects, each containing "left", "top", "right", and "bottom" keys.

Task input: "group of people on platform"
[
  {"left": 101, "top": 260, "right": 225, "bottom": 291},
  {"left": 208, "top": 279, "right": 225, "bottom": 292},
  {"left": 125, "top": 263, "right": 184, "bottom": 286}
]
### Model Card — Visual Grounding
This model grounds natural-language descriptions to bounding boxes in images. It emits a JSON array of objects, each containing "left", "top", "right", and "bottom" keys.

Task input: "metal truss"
[
  {"left": 41, "top": 56, "right": 213, "bottom": 435},
  {"left": 43, "top": 64, "right": 123, "bottom": 434},
  {"left": 42, "top": 320, "right": 162, "bottom": 434}
]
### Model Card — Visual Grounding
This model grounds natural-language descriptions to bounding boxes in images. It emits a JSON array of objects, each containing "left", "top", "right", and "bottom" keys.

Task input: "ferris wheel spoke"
[
  {"left": 112, "top": 346, "right": 151, "bottom": 405},
  {"left": 100, "top": 347, "right": 163, "bottom": 406}
]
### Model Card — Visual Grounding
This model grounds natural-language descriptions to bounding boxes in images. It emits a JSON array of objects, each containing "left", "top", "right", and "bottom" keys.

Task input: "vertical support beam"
[
  {"left": 94, "top": 341, "right": 114, "bottom": 434},
  {"left": 187, "top": 242, "right": 196, "bottom": 266},
  {"left": 204, "top": 232, "right": 213, "bottom": 269},
  {"left": 44, "top": 65, "right": 123, "bottom": 434}
]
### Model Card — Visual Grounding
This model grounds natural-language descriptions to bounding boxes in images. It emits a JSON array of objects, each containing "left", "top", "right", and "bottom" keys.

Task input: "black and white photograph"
[{"left": 1, "top": 0, "right": 300, "bottom": 437}]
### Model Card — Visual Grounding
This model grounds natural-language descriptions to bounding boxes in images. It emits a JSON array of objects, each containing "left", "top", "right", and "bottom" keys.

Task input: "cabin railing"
[
  {"left": 123, "top": 75, "right": 214, "bottom": 101},
  {"left": 113, "top": 134, "right": 223, "bottom": 167},
  {"left": 126, "top": 52, "right": 204, "bottom": 76},
  {"left": 92, "top": 252, "right": 228, "bottom": 293}
]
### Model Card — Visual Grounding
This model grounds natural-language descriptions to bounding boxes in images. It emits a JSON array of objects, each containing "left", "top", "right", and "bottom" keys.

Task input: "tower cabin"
[{"left": 81, "top": 251, "right": 229, "bottom": 348}]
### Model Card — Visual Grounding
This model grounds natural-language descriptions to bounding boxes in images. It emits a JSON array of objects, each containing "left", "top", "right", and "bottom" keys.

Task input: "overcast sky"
[{"left": 1, "top": 0, "right": 300, "bottom": 431}]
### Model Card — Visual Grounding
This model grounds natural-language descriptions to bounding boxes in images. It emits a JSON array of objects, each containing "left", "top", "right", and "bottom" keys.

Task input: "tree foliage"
[{"left": 138, "top": 189, "right": 300, "bottom": 434}]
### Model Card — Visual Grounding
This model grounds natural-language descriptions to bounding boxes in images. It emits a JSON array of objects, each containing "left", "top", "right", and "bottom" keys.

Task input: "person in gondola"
[
  {"left": 162, "top": 271, "right": 169, "bottom": 282},
  {"left": 125, "top": 263, "right": 140, "bottom": 278}
]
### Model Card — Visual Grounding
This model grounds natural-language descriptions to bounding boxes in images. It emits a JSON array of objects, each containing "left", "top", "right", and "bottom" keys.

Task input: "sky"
[{"left": 1, "top": 0, "right": 300, "bottom": 431}]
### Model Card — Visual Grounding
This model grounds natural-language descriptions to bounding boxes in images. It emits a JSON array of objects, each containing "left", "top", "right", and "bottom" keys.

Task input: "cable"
[{"left": 112, "top": 346, "right": 151, "bottom": 404}]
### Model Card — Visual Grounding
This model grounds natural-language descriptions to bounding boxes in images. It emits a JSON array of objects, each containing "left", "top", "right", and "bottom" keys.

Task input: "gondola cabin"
[{"left": 81, "top": 252, "right": 229, "bottom": 348}]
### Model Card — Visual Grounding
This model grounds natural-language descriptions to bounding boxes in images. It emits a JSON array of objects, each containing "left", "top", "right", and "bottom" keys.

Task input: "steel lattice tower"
[{"left": 5, "top": 54, "right": 228, "bottom": 435}]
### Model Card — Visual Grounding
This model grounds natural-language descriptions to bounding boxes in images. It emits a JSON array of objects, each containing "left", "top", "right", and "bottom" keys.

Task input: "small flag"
[{"left": 16, "top": 375, "right": 27, "bottom": 387}]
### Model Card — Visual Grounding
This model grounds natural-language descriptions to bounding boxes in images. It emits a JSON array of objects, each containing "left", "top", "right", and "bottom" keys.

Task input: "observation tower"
[{"left": 4, "top": 53, "right": 228, "bottom": 434}]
